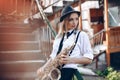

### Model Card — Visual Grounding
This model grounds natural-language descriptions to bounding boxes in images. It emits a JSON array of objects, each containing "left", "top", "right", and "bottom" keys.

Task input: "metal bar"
[
  {"left": 35, "top": 0, "right": 57, "bottom": 38},
  {"left": 90, "top": 29, "right": 105, "bottom": 40}
]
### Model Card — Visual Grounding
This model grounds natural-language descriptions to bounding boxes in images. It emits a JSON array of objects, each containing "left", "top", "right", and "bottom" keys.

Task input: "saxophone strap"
[
  {"left": 57, "top": 30, "right": 74, "bottom": 55},
  {"left": 57, "top": 30, "right": 81, "bottom": 56},
  {"left": 69, "top": 31, "right": 80, "bottom": 56}
]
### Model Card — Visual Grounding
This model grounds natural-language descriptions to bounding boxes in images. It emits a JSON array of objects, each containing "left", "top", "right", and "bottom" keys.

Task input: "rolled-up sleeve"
[{"left": 80, "top": 32, "right": 93, "bottom": 60}]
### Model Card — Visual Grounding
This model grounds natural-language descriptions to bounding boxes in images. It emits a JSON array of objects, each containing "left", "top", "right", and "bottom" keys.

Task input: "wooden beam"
[
  {"left": 78, "top": 0, "right": 82, "bottom": 30},
  {"left": 104, "top": 0, "right": 110, "bottom": 66}
]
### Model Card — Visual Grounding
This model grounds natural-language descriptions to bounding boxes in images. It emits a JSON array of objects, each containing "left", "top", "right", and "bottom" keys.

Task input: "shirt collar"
[{"left": 67, "top": 29, "right": 74, "bottom": 33}]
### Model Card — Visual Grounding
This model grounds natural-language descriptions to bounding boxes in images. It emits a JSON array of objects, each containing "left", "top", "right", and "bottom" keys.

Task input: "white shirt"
[{"left": 50, "top": 30, "right": 93, "bottom": 69}]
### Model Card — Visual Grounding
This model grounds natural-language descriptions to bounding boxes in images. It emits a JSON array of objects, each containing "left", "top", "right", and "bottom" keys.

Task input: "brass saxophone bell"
[
  {"left": 41, "top": 68, "right": 61, "bottom": 80},
  {"left": 50, "top": 68, "right": 61, "bottom": 80}
]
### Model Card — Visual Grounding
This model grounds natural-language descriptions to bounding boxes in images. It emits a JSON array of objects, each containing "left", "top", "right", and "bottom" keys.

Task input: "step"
[
  {"left": 0, "top": 23, "right": 31, "bottom": 28},
  {"left": 0, "top": 72, "right": 37, "bottom": 80},
  {"left": 0, "top": 60, "right": 46, "bottom": 72},
  {"left": 0, "top": 24, "right": 34, "bottom": 33},
  {"left": 0, "top": 33, "right": 35, "bottom": 41},
  {"left": 0, "top": 41, "right": 39, "bottom": 51},
  {"left": 0, "top": 50, "right": 47, "bottom": 61},
  {"left": 0, "top": 27, "right": 34, "bottom": 33}
]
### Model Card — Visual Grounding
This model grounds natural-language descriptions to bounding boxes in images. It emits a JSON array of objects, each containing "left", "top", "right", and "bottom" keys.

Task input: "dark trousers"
[
  {"left": 60, "top": 68, "right": 76, "bottom": 80},
  {"left": 59, "top": 68, "right": 84, "bottom": 80}
]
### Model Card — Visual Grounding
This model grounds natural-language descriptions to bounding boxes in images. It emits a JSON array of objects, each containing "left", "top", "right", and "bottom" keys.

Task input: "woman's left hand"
[{"left": 59, "top": 54, "right": 72, "bottom": 64}]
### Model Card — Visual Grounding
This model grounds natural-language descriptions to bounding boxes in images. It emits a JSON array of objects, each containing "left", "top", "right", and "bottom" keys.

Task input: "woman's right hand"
[
  {"left": 37, "top": 66, "right": 45, "bottom": 76},
  {"left": 37, "top": 58, "right": 52, "bottom": 77}
]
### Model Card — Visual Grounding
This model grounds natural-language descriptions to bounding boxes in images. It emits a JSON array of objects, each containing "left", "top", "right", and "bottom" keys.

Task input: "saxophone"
[{"left": 37, "top": 43, "right": 75, "bottom": 80}]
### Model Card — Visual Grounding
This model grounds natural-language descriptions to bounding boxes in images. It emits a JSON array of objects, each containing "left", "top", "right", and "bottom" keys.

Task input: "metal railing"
[
  {"left": 35, "top": 0, "right": 57, "bottom": 38},
  {"left": 89, "top": 29, "right": 106, "bottom": 69},
  {"left": 90, "top": 29, "right": 106, "bottom": 52}
]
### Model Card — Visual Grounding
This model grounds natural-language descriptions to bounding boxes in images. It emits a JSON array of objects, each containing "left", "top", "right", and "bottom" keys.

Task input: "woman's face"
[{"left": 65, "top": 13, "right": 79, "bottom": 31}]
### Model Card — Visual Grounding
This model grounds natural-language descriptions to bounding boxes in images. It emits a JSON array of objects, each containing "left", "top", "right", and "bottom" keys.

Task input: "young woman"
[{"left": 37, "top": 5, "right": 93, "bottom": 80}]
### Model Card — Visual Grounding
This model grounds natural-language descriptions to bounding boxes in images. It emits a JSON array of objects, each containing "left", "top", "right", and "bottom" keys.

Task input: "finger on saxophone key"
[
  {"left": 59, "top": 55, "right": 68, "bottom": 64},
  {"left": 37, "top": 68, "right": 41, "bottom": 75},
  {"left": 37, "top": 66, "right": 44, "bottom": 76}
]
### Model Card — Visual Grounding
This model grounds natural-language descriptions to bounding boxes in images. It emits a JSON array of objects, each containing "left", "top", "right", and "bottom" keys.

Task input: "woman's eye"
[
  {"left": 69, "top": 18, "right": 73, "bottom": 21},
  {"left": 68, "top": 18, "right": 78, "bottom": 22},
  {"left": 76, "top": 18, "right": 78, "bottom": 20}
]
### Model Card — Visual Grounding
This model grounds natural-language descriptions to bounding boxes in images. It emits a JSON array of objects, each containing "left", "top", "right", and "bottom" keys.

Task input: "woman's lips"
[{"left": 72, "top": 25, "right": 75, "bottom": 27}]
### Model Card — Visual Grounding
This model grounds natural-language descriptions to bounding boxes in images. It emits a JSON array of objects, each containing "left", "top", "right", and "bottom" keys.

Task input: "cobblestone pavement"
[{"left": 83, "top": 75, "right": 105, "bottom": 80}]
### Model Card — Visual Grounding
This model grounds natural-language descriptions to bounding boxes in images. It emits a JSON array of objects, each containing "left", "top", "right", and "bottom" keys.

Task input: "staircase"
[
  {"left": 0, "top": 0, "right": 80, "bottom": 80},
  {"left": 0, "top": 23, "right": 47, "bottom": 80}
]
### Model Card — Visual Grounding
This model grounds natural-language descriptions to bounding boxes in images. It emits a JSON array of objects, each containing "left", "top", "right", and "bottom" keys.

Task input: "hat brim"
[{"left": 60, "top": 11, "right": 80, "bottom": 22}]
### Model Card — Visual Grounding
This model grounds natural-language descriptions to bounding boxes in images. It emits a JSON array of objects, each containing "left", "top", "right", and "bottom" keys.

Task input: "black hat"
[{"left": 60, "top": 5, "right": 81, "bottom": 22}]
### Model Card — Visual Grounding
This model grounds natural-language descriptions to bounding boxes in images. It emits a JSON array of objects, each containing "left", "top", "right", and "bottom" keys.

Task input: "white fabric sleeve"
[
  {"left": 50, "top": 41, "right": 58, "bottom": 59},
  {"left": 49, "top": 37, "right": 61, "bottom": 59},
  {"left": 80, "top": 32, "right": 93, "bottom": 60}
]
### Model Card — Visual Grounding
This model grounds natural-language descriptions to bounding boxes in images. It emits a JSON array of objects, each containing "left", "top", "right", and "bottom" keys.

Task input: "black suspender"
[{"left": 57, "top": 33, "right": 65, "bottom": 55}]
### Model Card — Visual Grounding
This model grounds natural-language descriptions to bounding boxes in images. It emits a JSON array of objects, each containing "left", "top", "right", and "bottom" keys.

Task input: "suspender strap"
[
  {"left": 69, "top": 31, "right": 80, "bottom": 56},
  {"left": 57, "top": 33, "right": 65, "bottom": 55}
]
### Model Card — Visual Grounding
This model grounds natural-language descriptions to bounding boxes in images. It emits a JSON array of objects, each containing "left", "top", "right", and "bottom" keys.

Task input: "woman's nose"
[{"left": 73, "top": 20, "right": 76, "bottom": 25}]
